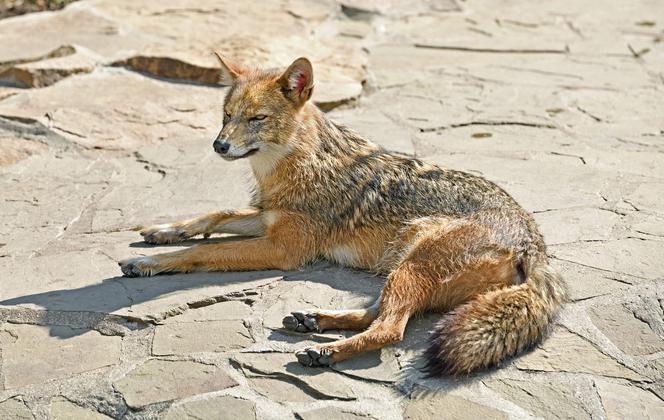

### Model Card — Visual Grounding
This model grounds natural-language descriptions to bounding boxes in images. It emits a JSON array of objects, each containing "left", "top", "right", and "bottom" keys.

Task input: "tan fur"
[{"left": 119, "top": 55, "right": 567, "bottom": 375}]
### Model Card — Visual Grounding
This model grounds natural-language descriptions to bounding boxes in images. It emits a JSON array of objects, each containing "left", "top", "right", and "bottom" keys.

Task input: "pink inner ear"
[{"left": 295, "top": 73, "right": 307, "bottom": 93}]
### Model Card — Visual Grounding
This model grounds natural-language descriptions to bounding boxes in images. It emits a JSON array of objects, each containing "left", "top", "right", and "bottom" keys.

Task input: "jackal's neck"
[{"left": 250, "top": 104, "right": 380, "bottom": 206}]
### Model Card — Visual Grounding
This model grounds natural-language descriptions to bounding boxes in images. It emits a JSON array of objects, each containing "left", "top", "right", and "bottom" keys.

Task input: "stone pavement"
[{"left": 1, "top": 0, "right": 663, "bottom": 418}]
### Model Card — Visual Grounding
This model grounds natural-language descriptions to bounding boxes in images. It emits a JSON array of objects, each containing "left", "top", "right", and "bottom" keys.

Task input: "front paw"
[
  {"left": 140, "top": 224, "right": 191, "bottom": 244},
  {"left": 119, "top": 256, "right": 158, "bottom": 277}
]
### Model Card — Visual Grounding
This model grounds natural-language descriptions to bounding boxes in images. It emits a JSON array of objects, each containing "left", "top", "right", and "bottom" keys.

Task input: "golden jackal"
[{"left": 119, "top": 54, "right": 567, "bottom": 375}]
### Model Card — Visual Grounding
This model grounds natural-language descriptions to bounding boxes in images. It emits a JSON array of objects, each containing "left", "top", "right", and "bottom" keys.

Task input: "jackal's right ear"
[
  {"left": 278, "top": 57, "right": 314, "bottom": 105},
  {"left": 214, "top": 51, "right": 245, "bottom": 85}
]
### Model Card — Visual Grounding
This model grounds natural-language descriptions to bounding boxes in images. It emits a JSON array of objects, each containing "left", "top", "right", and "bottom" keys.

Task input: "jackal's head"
[{"left": 211, "top": 52, "right": 314, "bottom": 162}]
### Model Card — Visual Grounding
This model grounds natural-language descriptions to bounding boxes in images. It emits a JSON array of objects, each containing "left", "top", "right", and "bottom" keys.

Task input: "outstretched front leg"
[
  {"left": 120, "top": 211, "right": 317, "bottom": 277},
  {"left": 140, "top": 208, "right": 264, "bottom": 244}
]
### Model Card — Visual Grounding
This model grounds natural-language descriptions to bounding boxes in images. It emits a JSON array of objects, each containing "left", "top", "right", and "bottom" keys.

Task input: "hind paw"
[
  {"left": 295, "top": 346, "right": 333, "bottom": 367},
  {"left": 282, "top": 311, "right": 319, "bottom": 333}
]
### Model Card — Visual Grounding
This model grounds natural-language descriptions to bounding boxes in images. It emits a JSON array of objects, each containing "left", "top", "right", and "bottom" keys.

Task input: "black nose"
[{"left": 213, "top": 139, "right": 230, "bottom": 154}]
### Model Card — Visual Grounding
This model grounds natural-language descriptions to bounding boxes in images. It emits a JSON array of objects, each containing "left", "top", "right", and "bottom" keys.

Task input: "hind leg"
[
  {"left": 295, "top": 219, "right": 517, "bottom": 367},
  {"left": 282, "top": 299, "right": 380, "bottom": 333},
  {"left": 295, "top": 261, "right": 430, "bottom": 366}
]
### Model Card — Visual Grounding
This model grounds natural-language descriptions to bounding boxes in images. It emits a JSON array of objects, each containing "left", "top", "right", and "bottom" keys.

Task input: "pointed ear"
[
  {"left": 213, "top": 51, "right": 245, "bottom": 85},
  {"left": 278, "top": 57, "right": 314, "bottom": 105}
]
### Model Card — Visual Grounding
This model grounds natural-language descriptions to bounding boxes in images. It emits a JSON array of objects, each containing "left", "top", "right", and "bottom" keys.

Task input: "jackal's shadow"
[{"left": 0, "top": 239, "right": 381, "bottom": 340}]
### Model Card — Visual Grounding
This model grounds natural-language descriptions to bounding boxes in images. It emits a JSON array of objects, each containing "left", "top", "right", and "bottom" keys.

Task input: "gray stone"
[
  {"left": 0, "top": 324, "right": 121, "bottom": 389},
  {"left": 332, "top": 349, "right": 401, "bottom": 383},
  {"left": 50, "top": 398, "right": 112, "bottom": 420},
  {"left": 247, "top": 377, "right": 315, "bottom": 403},
  {"left": 233, "top": 352, "right": 356, "bottom": 401},
  {"left": 403, "top": 393, "right": 508, "bottom": 420},
  {"left": 596, "top": 380, "right": 664, "bottom": 420},
  {"left": 0, "top": 45, "right": 101, "bottom": 88},
  {"left": 515, "top": 330, "right": 644, "bottom": 380},
  {"left": 165, "top": 395, "right": 256, "bottom": 420},
  {"left": 0, "top": 398, "right": 34, "bottom": 420},
  {"left": 113, "top": 359, "right": 238, "bottom": 408},
  {"left": 1, "top": 0, "right": 664, "bottom": 415},
  {"left": 549, "top": 238, "right": 664, "bottom": 281},
  {"left": 534, "top": 208, "right": 621, "bottom": 245},
  {"left": 589, "top": 304, "right": 664, "bottom": 356},
  {"left": 152, "top": 320, "right": 253, "bottom": 355},
  {"left": 485, "top": 379, "right": 589, "bottom": 419},
  {"left": 296, "top": 406, "right": 372, "bottom": 420},
  {"left": 163, "top": 301, "right": 252, "bottom": 323}
]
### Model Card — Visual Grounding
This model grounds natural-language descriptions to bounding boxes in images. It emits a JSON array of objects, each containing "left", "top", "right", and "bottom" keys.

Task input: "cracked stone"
[
  {"left": 550, "top": 259, "right": 624, "bottom": 302},
  {"left": 49, "top": 398, "right": 112, "bottom": 420},
  {"left": 534, "top": 208, "right": 621, "bottom": 245},
  {"left": 485, "top": 379, "right": 590, "bottom": 420},
  {"left": 332, "top": 349, "right": 401, "bottom": 383},
  {"left": 0, "top": 45, "right": 101, "bottom": 88},
  {"left": 595, "top": 380, "right": 664, "bottom": 420},
  {"left": 152, "top": 320, "right": 253, "bottom": 355},
  {"left": 0, "top": 324, "right": 121, "bottom": 389},
  {"left": 403, "top": 393, "right": 507, "bottom": 419},
  {"left": 550, "top": 238, "right": 664, "bottom": 281},
  {"left": 589, "top": 304, "right": 664, "bottom": 356},
  {"left": 514, "top": 330, "right": 644, "bottom": 380},
  {"left": 248, "top": 376, "right": 315, "bottom": 402},
  {"left": 0, "top": 398, "right": 34, "bottom": 420},
  {"left": 113, "top": 359, "right": 238, "bottom": 408},
  {"left": 233, "top": 352, "right": 356, "bottom": 401},
  {"left": 163, "top": 300, "right": 252, "bottom": 323},
  {"left": 0, "top": 68, "right": 221, "bottom": 150},
  {"left": 164, "top": 395, "right": 256, "bottom": 420},
  {"left": 296, "top": 407, "right": 373, "bottom": 420}
]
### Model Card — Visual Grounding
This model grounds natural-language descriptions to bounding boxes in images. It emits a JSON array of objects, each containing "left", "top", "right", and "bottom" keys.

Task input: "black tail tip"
[{"left": 422, "top": 341, "right": 459, "bottom": 377}]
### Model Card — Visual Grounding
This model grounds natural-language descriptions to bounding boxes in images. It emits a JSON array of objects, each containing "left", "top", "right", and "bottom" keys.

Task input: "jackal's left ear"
[
  {"left": 214, "top": 51, "right": 246, "bottom": 85},
  {"left": 278, "top": 57, "right": 314, "bottom": 105}
]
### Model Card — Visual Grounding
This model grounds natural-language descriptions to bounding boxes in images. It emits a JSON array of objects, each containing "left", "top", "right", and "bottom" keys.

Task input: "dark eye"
[
  {"left": 224, "top": 111, "right": 231, "bottom": 119},
  {"left": 249, "top": 115, "right": 267, "bottom": 122}
]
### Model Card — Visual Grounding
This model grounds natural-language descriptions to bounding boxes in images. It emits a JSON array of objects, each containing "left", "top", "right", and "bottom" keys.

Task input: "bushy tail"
[{"left": 424, "top": 261, "right": 568, "bottom": 375}]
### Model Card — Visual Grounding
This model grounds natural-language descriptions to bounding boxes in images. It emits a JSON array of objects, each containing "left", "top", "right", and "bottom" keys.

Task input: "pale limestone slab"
[
  {"left": 113, "top": 360, "right": 238, "bottom": 408},
  {"left": 0, "top": 324, "right": 121, "bottom": 389}
]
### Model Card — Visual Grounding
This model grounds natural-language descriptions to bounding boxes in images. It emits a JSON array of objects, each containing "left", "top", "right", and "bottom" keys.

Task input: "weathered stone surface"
[
  {"left": 296, "top": 406, "right": 372, "bottom": 420},
  {"left": 163, "top": 301, "right": 252, "bottom": 323},
  {"left": 1, "top": 0, "right": 664, "bottom": 418},
  {"left": 485, "top": 379, "right": 590, "bottom": 420},
  {"left": 589, "top": 304, "right": 664, "bottom": 356},
  {"left": 49, "top": 398, "right": 112, "bottom": 420},
  {"left": 152, "top": 320, "right": 253, "bottom": 355},
  {"left": 550, "top": 238, "right": 664, "bottom": 281},
  {"left": 164, "top": 395, "right": 256, "bottom": 420},
  {"left": 403, "top": 393, "right": 508, "bottom": 420},
  {"left": 0, "top": 45, "right": 101, "bottom": 88},
  {"left": 534, "top": 208, "right": 621, "bottom": 245},
  {"left": 0, "top": 324, "right": 121, "bottom": 389},
  {"left": 332, "top": 349, "right": 401, "bottom": 383},
  {"left": 233, "top": 352, "right": 356, "bottom": 401},
  {"left": 515, "top": 330, "right": 644, "bottom": 380},
  {"left": 113, "top": 359, "right": 238, "bottom": 408},
  {"left": 0, "top": 68, "right": 222, "bottom": 150},
  {"left": 0, "top": 398, "right": 33, "bottom": 420},
  {"left": 595, "top": 380, "right": 664, "bottom": 420}
]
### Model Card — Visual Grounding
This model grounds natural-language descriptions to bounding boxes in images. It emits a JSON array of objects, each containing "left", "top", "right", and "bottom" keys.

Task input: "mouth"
[{"left": 220, "top": 148, "right": 260, "bottom": 160}]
